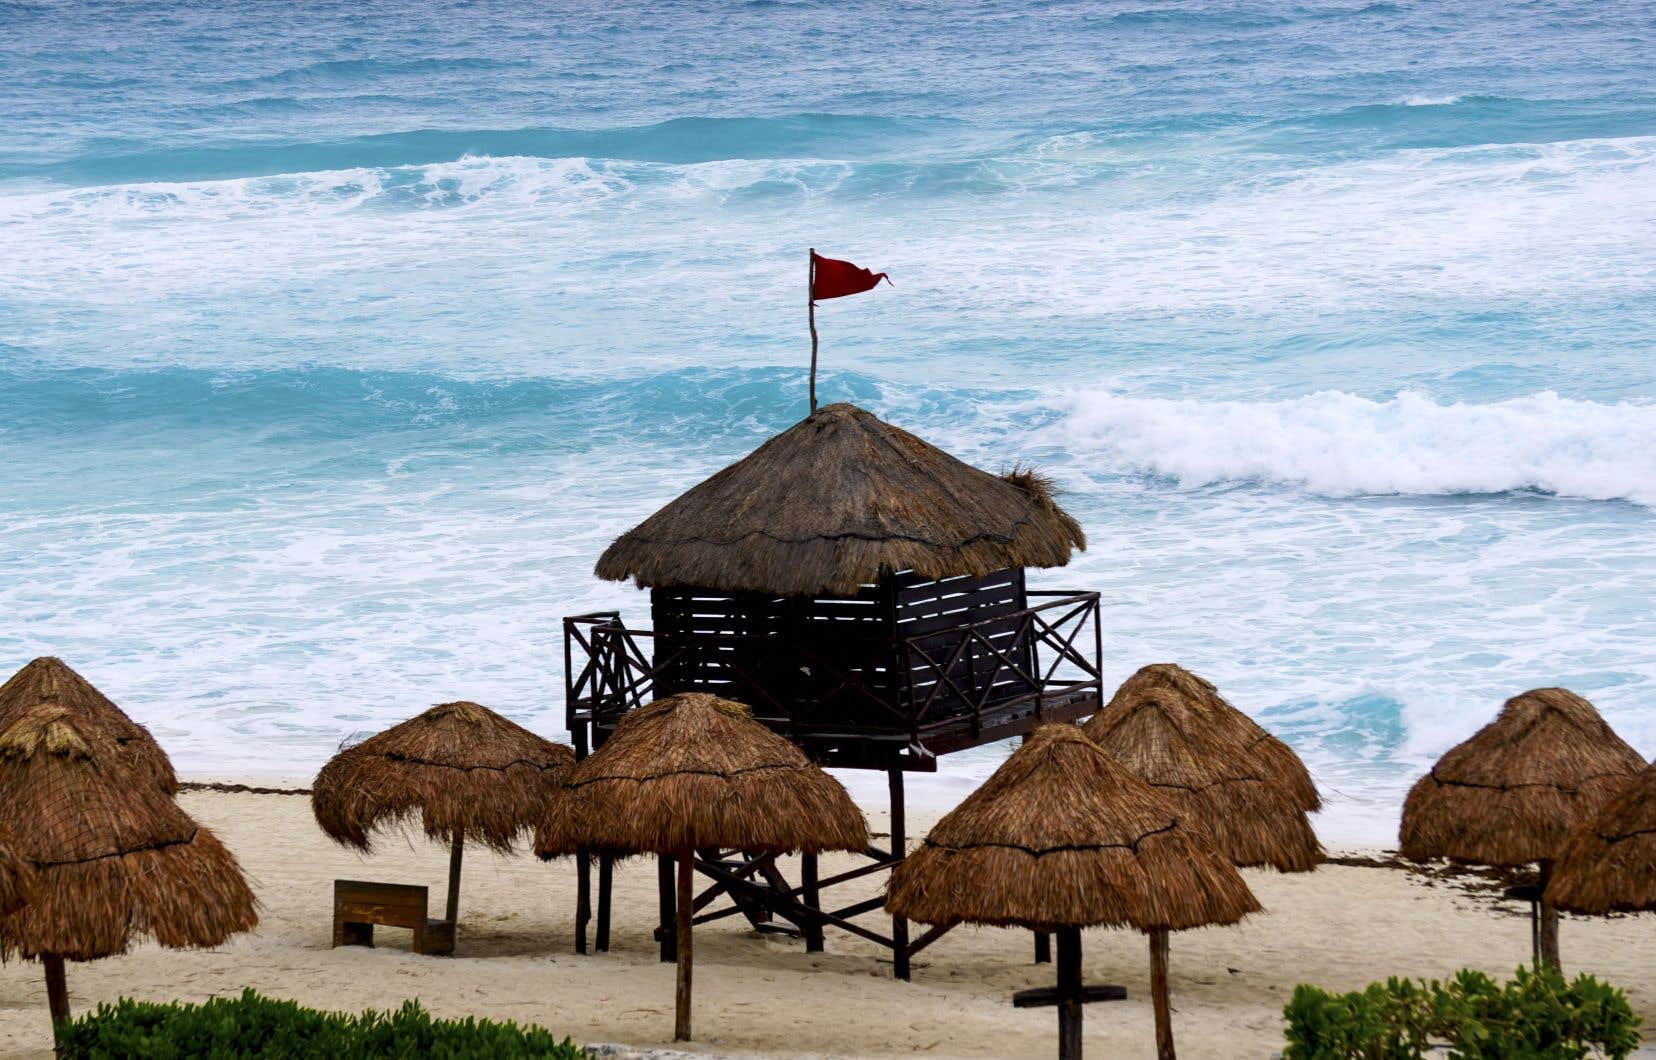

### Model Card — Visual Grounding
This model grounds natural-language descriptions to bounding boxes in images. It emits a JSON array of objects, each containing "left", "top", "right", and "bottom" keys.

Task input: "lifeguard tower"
[{"left": 563, "top": 401, "right": 1101, "bottom": 977}]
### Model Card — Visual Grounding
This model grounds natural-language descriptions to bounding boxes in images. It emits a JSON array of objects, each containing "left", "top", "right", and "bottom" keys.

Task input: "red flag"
[{"left": 811, "top": 251, "right": 890, "bottom": 301}]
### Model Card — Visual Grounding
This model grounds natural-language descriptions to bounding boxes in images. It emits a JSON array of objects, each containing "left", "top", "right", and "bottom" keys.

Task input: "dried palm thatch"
[
  {"left": 1400, "top": 688, "right": 1642, "bottom": 971},
  {"left": 536, "top": 693, "right": 865, "bottom": 1043},
  {"left": 0, "top": 836, "right": 33, "bottom": 918},
  {"left": 0, "top": 706, "right": 257, "bottom": 962},
  {"left": 312, "top": 700, "right": 575, "bottom": 854},
  {"left": 595, "top": 402, "right": 1086, "bottom": 596},
  {"left": 0, "top": 657, "right": 176, "bottom": 794},
  {"left": 1399, "top": 688, "right": 1643, "bottom": 867},
  {"left": 887, "top": 724, "right": 1258, "bottom": 1060},
  {"left": 535, "top": 693, "right": 867, "bottom": 857},
  {"left": 0, "top": 703, "right": 258, "bottom": 1039},
  {"left": 1105, "top": 663, "right": 1320, "bottom": 812},
  {"left": 1083, "top": 687, "right": 1322, "bottom": 872},
  {"left": 886, "top": 724, "right": 1259, "bottom": 932},
  {"left": 1544, "top": 760, "right": 1656, "bottom": 916}
]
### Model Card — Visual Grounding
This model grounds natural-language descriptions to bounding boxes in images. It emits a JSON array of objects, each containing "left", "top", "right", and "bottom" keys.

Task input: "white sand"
[{"left": 0, "top": 789, "right": 1650, "bottom": 1058}]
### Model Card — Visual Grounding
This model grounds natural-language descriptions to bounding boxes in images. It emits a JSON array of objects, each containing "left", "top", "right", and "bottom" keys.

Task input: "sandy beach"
[{"left": 0, "top": 787, "right": 1648, "bottom": 1059}]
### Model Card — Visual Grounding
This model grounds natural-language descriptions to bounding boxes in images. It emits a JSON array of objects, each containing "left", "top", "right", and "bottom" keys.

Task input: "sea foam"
[{"left": 1053, "top": 389, "right": 1656, "bottom": 505}]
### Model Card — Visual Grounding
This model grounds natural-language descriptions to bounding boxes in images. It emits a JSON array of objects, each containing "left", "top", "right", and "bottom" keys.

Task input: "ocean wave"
[
  {"left": 0, "top": 363, "right": 888, "bottom": 448},
  {"left": 0, "top": 114, "right": 968, "bottom": 187},
  {"left": 208, "top": 56, "right": 532, "bottom": 93},
  {"left": 0, "top": 149, "right": 1104, "bottom": 226},
  {"left": 1249, "top": 95, "right": 1656, "bottom": 152},
  {"left": 1050, "top": 389, "right": 1656, "bottom": 506}
]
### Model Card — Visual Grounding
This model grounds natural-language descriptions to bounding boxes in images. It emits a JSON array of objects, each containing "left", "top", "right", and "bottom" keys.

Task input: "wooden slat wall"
[
  {"left": 646, "top": 566, "right": 1035, "bottom": 732},
  {"left": 650, "top": 590, "right": 791, "bottom": 704}
]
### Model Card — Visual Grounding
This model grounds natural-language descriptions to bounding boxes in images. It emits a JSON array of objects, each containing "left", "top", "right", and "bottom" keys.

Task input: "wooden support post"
[
  {"left": 889, "top": 766, "right": 910, "bottom": 981},
  {"left": 596, "top": 853, "right": 613, "bottom": 952},
  {"left": 1530, "top": 898, "right": 1541, "bottom": 967},
  {"left": 43, "top": 954, "right": 69, "bottom": 1051},
  {"left": 801, "top": 852, "right": 824, "bottom": 952},
  {"left": 1150, "top": 927, "right": 1175, "bottom": 1060},
  {"left": 575, "top": 849, "right": 591, "bottom": 955},
  {"left": 445, "top": 828, "right": 464, "bottom": 926},
  {"left": 658, "top": 854, "right": 677, "bottom": 963},
  {"left": 675, "top": 852, "right": 694, "bottom": 1041},
  {"left": 1056, "top": 927, "right": 1082, "bottom": 1060},
  {"left": 1537, "top": 862, "right": 1561, "bottom": 972}
]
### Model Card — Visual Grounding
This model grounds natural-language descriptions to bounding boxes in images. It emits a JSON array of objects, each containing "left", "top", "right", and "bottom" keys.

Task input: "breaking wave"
[{"left": 1053, "top": 389, "right": 1656, "bottom": 505}]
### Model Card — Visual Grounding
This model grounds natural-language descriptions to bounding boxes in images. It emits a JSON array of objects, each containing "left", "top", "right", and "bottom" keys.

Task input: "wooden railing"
[{"left": 563, "top": 590, "right": 1102, "bottom": 752}]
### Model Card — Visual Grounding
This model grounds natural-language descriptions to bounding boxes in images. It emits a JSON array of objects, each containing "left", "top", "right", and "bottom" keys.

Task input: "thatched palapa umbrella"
[
  {"left": 1105, "top": 664, "right": 1319, "bottom": 812},
  {"left": 0, "top": 703, "right": 257, "bottom": 1040},
  {"left": 0, "top": 657, "right": 177, "bottom": 793},
  {"left": 595, "top": 402, "right": 1085, "bottom": 596},
  {"left": 312, "top": 701, "right": 574, "bottom": 933},
  {"left": 1546, "top": 759, "right": 1656, "bottom": 917},
  {"left": 1400, "top": 687, "right": 1643, "bottom": 969},
  {"left": 886, "top": 725, "right": 1259, "bottom": 1060},
  {"left": 1083, "top": 682, "right": 1322, "bottom": 872},
  {"left": 535, "top": 693, "right": 868, "bottom": 1041}
]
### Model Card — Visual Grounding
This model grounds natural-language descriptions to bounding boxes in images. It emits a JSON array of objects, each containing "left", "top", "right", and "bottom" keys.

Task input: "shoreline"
[
  {"left": 1, "top": 785, "right": 1650, "bottom": 1058},
  {"left": 174, "top": 763, "right": 1404, "bottom": 850}
]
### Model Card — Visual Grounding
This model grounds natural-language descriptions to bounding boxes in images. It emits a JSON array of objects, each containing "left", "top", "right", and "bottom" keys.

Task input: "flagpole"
[{"left": 808, "top": 248, "right": 818, "bottom": 414}]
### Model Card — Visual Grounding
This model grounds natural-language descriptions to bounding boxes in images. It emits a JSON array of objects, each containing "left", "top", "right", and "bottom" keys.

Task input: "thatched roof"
[
  {"left": 884, "top": 725, "right": 1260, "bottom": 933},
  {"left": 0, "top": 837, "right": 33, "bottom": 917},
  {"left": 534, "top": 693, "right": 867, "bottom": 857},
  {"left": 1103, "top": 664, "right": 1320, "bottom": 812},
  {"left": 1083, "top": 686, "right": 1322, "bottom": 871},
  {"left": 0, "top": 706, "right": 257, "bottom": 961},
  {"left": 312, "top": 701, "right": 575, "bottom": 854},
  {"left": 1544, "top": 760, "right": 1655, "bottom": 916},
  {"left": 0, "top": 657, "right": 177, "bottom": 794},
  {"left": 1399, "top": 688, "right": 1644, "bottom": 867},
  {"left": 595, "top": 403, "right": 1086, "bottom": 596}
]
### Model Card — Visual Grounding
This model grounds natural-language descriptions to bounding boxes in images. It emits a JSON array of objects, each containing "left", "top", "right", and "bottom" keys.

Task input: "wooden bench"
[{"left": 332, "top": 880, "right": 455, "bottom": 956}]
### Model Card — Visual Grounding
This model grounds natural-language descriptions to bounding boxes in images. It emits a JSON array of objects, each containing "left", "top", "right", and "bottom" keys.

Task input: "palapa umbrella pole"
[
  {"left": 1529, "top": 897, "right": 1541, "bottom": 967},
  {"left": 1055, "top": 927, "right": 1083, "bottom": 1059},
  {"left": 675, "top": 849, "right": 695, "bottom": 1041},
  {"left": 445, "top": 827, "right": 465, "bottom": 925},
  {"left": 43, "top": 954, "right": 70, "bottom": 1045},
  {"left": 1149, "top": 927, "right": 1175, "bottom": 1060},
  {"left": 1537, "top": 861, "right": 1561, "bottom": 971}
]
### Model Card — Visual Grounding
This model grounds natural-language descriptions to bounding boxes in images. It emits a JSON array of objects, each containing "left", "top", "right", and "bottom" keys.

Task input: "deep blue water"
[{"left": 2, "top": 0, "right": 1654, "bottom": 839}]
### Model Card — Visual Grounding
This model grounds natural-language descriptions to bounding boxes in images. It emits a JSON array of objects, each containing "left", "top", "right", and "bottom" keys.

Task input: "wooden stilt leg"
[
  {"left": 801, "top": 852, "right": 823, "bottom": 952},
  {"left": 575, "top": 849, "right": 591, "bottom": 955},
  {"left": 1537, "top": 862, "right": 1561, "bottom": 972},
  {"left": 445, "top": 828, "right": 464, "bottom": 926},
  {"left": 1531, "top": 899, "right": 1541, "bottom": 967},
  {"left": 658, "top": 854, "right": 677, "bottom": 963},
  {"left": 889, "top": 766, "right": 910, "bottom": 981},
  {"left": 1150, "top": 927, "right": 1175, "bottom": 1060},
  {"left": 675, "top": 853, "right": 694, "bottom": 1041},
  {"left": 596, "top": 854, "right": 613, "bottom": 953},
  {"left": 44, "top": 954, "right": 69, "bottom": 1052},
  {"left": 1056, "top": 927, "right": 1082, "bottom": 1060}
]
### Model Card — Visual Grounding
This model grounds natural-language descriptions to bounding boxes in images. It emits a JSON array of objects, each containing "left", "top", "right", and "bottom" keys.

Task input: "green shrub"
[
  {"left": 1283, "top": 965, "right": 1641, "bottom": 1060},
  {"left": 59, "top": 988, "right": 584, "bottom": 1058}
]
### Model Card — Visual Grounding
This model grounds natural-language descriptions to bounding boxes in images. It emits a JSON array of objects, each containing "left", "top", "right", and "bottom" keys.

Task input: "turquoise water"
[{"left": 2, "top": 0, "right": 1653, "bottom": 839}]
